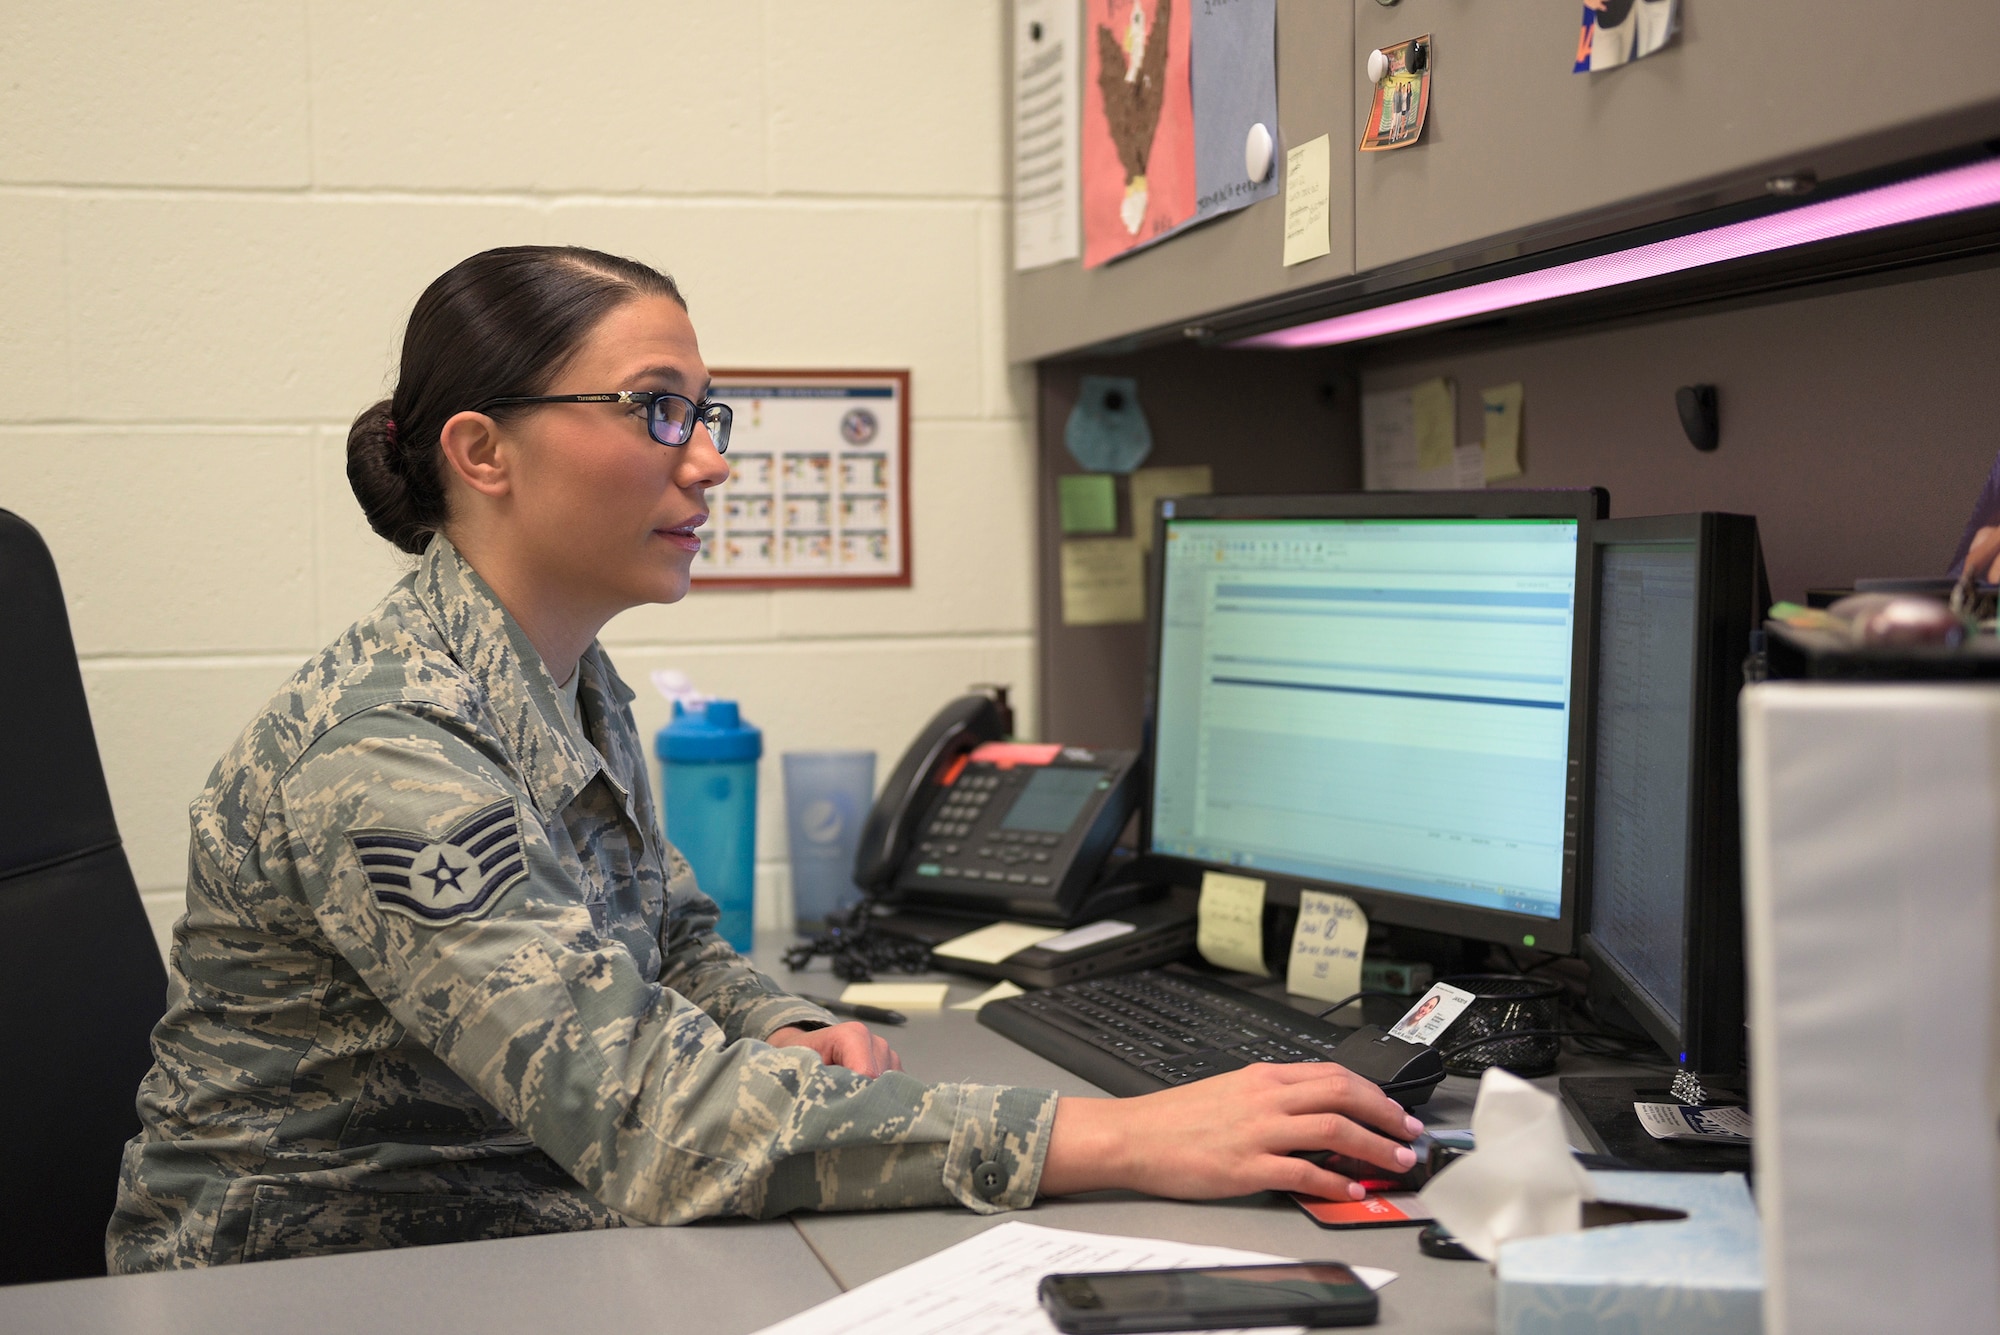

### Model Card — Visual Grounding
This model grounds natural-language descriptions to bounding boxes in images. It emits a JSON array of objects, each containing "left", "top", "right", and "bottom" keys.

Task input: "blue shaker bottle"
[{"left": 656, "top": 699, "right": 761, "bottom": 952}]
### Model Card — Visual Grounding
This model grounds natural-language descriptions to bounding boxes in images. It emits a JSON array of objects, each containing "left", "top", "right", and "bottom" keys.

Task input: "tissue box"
[{"left": 1497, "top": 1171, "right": 1761, "bottom": 1335}]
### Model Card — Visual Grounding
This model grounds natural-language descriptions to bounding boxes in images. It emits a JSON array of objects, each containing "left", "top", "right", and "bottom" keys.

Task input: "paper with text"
[
  {"left": 1197, "top": 870, "right": 1268, "bottom": 975},
  {"left": 1285, "top": 890, "right": 1368, "bottom": 1005},
  {"left": 1059, "top": 537, "right": 1146, "bottom": 625},
  {"left": 750, "top": 1219, "right": 1395, "bottom": 1335},
  {"left": 1014, "top": 0, "right": 1082, "bottom": 271},
  {"left": 1362, "top": 385, "right": 1466, "bottom": 491},
  {"left": 1282, "top": 134, "right": 1331, "bottom": 266},
  {"left": 1411, "top": 377, "right": 1456, "bottom": 472}
]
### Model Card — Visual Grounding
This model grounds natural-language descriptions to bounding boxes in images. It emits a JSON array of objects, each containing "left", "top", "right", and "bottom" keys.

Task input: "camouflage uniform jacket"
[{"left": 108, "top": 535, "right": 1057, "bottom": 1271}]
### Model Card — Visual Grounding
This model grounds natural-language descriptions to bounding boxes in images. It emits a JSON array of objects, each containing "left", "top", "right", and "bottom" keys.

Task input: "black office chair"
[{"left": 0, "top": 509, "right": 169, "bottom": 1285}]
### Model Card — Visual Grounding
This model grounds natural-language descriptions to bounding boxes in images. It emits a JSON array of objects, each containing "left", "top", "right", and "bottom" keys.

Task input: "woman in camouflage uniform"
[{"left": 109, "top": 246, "right": 1421, "bottom": 1270}]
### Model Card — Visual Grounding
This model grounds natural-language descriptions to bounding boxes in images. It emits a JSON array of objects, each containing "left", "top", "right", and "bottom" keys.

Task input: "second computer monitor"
[{"left": 1145, "top": 490, "right": 1605, "bottom": 954}]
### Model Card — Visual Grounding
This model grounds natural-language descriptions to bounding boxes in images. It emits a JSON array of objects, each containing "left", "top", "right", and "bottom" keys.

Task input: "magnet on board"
[
  {"left": 1367, "top": 48, "right": 1390, "bottom": 84},
  {"left": 1244, "top": 123, "right": 1274, "bottom": 183}
]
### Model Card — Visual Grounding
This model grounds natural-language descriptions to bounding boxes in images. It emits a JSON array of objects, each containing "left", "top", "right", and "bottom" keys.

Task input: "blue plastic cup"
[{"left": 781, "top": 750, "right": 876, "bottom": 931}]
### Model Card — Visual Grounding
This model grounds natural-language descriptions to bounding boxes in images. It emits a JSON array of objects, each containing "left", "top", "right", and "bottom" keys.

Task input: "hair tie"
[{"left": 384, "top": 416, "right": 398, "bottom": 445}]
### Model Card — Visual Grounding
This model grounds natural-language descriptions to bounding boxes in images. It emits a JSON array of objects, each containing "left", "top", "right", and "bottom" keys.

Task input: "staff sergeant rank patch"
[{"left": 347, "top": 800, "right": 528, "bottom": 923}]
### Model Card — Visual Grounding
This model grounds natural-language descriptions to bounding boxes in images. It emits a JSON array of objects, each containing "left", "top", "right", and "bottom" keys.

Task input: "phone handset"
[{"left": 852, "top": 687, "right": 1012, "bottom": 896}]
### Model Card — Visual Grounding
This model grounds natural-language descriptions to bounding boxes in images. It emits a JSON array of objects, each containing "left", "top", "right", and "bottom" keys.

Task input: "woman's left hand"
[{"left": 767, "top": 1022, "right": 903, "bottom": 1078}]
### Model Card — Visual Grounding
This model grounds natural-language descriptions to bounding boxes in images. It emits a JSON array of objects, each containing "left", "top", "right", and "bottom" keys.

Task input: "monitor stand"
[{"left": 1560, "top": 1074, "right": 1753, "bottom": 1176}]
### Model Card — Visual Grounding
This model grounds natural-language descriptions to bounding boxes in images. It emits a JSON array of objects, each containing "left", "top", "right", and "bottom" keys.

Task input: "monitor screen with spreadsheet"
[{"left": 1144, "top": 491, "right": 1603, "bottom": 953}]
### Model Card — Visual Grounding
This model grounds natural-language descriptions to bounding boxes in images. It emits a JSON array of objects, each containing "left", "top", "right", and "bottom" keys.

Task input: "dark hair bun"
[
  {"left": 345, "top": 246, "right": 686, "bottom": 556},
  {"left": 346, "top": 398, "right": 436, "bottom": 555}
]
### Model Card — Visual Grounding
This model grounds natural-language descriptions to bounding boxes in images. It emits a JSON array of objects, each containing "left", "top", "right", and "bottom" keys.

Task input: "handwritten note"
[
  {"left": 1059, "top": 538, "right": 1145, "bottom": 625},
  {"left": 1197, "top": 870, "right": 1269, "bottom": 975},
  {"left": 1411, "top": 377, "right": 1456, "bottom": 472},
  {"left": 1482, "top": 381, "right": 1524, "bottom": 481},
  {"left": 1282, "top": 134, "right": 1331, "bottom": 266},
  {"left": 1286, "top": 889, "right": 1369, "bottom": 1005}
]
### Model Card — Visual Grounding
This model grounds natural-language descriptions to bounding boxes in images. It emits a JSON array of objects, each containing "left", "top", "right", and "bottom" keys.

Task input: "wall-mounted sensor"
[
  {"left": 1245, "top": 122, "right": 1274, "bottom": 183},
  {"left": 1367, "top": 48, "right": 1391, "bottom": 84},
  {"left": 1676, "top": 384, "right": 1720, "bottom": 452}
]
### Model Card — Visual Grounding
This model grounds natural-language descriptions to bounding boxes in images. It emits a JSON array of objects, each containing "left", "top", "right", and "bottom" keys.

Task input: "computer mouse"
[{"left": 1327, "top": 1024, "right": 1447, "bottom": 1108}]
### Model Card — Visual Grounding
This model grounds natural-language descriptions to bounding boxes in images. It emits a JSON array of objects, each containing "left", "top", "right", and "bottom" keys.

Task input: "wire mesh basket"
[{"left": 1436, "top": 974, "right": 1563, "bottom": 1077}]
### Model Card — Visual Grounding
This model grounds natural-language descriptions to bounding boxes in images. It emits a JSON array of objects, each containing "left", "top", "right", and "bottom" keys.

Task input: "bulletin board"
[{"left": 694, "top": 369, "right": 912, "bottom": 589}]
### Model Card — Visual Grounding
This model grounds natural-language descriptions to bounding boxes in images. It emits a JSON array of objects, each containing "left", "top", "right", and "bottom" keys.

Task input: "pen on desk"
[{"left": 798, "top": 993, "right": 908, "bottom": 1025}]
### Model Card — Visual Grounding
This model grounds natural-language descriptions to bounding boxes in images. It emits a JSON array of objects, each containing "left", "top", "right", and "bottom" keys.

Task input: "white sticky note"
[
  {"left": 1197, "top": 870, "right": 1269, "bottom": 976},
  {"left": 1282, "top": 134, "right": 1332, "bottom": 266},
  {"left": 1285, "top": 889, "right": 1369, "bottom": 1005},
  {"left": 1482, "top": 382, "right": 1524, "bottom": 481},
  {"left": 1039, "top": 919, "right": 1137, "bottom": 953},
  {"left": 1454, "top": 443, "right": 1487, "bottom": 490},
  {"left": 840, "top": 982, "right": 952, "bottom": 1011},
  {"left": 950, "top": 979, "right": 1027, "bottom": 1012},
  {"left": 933, "top": 921, "right": 1063, "bottom": 965}
]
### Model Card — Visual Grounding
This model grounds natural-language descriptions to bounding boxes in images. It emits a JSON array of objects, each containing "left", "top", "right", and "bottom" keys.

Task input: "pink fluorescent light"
[{"left": 1235, "top": 155, "right": 2000, "bottom": 349}]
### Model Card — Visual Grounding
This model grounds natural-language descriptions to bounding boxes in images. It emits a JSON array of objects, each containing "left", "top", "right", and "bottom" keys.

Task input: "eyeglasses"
[{"left": 471, "top": 390, "right": 732, "bottom": 454}]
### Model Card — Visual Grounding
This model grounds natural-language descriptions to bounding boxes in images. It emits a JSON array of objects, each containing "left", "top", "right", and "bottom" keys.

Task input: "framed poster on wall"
[{"left": 695, "top": 369, "right": 911, "bottom": 589}]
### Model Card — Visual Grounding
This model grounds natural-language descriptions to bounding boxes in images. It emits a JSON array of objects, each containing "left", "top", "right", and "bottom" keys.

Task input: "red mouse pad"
[{"left": 1291, "top": 1191, "right": 1435, "bottom": 1229}]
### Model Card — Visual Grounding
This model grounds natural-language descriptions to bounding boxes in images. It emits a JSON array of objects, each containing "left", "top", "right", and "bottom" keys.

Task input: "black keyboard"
[{"left": 977, "top": 966, "right": 1366, "bottom": 1098}]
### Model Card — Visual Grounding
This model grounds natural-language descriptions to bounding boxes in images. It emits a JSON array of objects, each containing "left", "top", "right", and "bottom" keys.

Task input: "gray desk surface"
[{"left": 1, "top": 943, "right": 1641, "bottom": 1335}]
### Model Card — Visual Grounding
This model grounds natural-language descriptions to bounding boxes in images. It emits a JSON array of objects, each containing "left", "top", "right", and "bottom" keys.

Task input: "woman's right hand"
[{"left": 1037, "top": 1062, "right": 1425, "bottom": 1203}]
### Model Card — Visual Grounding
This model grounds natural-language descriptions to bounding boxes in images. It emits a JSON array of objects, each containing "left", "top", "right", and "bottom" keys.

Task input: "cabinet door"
[
  {"left": 1352, "top": 0, "right": 2000, "bottom": 274},
  {"left": 1008, "top": 0, "right": 1355, "bottom": 363}
]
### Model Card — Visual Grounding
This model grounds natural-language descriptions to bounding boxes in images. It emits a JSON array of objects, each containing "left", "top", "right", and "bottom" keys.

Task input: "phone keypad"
[{"left": 914, "top": 765, "right": 1064, "bottom": 891}]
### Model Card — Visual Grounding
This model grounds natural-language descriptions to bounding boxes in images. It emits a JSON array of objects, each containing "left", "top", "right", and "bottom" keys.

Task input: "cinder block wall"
[{"left": 0, "top": 1, "right": 1034, "bottom": 955}]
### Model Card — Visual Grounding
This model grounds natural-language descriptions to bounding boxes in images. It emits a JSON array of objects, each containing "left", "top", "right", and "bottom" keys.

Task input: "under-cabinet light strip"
[{"left": 1233, "top": 155, "right": 2000, "bottom": 349}]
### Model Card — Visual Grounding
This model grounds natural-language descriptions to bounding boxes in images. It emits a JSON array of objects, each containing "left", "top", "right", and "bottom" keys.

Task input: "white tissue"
[{"left": 1418, "top": 1068, "right": 1597, "bottom": 1261}]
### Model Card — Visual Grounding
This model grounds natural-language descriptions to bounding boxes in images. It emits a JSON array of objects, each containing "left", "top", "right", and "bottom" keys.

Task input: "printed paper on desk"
[
  {"left": 1388, "top": 981, "right": 1476, "bottom": 1045},
  {"left": 1197, "top": 870, "right": 1268, "bottom": 975},
  {"left": 933, "top": 921, "right": 1063, "bottom": 965},
  {"left": 748, "top": 1219, "right": 1396, "bottom": 1335},
  {"left": 1285, "top": 890, "right": 1367, "bottom": 1005}
]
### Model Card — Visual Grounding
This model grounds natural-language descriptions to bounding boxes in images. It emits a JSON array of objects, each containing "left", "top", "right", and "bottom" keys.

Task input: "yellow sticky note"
[
  {"left": 1059, "top": 538, "right": 1145, "bottom": 626},
  {"left": 1285, "top": 889, "right": 1369, "bottom": 1006},
  {"left": 1411, "top": 377, "right": 1456, "bottom": 473},
  {"left": 839, "top": 982, "right": 951, "bottom": 1011},
  {"left": 1482, "top": 382, "right": 1524, "bottom": 481},
  {"left": 1129, "top": 465, "right": 1214, "bottom": 552},
  {"left": 933, "top": 921, "right": 1063, "bottom": 965},
  {"left": 1282, "top": 134, "right": 1332, "bottom": 266},
  {"left": 950, "top": 979, "right": 1026, "bottom": 1011},
  {"left": 1197, "top": 870, "right": 1269, "bottom": 976}
]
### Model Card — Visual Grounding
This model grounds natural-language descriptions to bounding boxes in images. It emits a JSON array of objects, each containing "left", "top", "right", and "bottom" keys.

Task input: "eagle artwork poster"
[{"left": 1082, "top": 0, "right": 1196, "bottom": 267}]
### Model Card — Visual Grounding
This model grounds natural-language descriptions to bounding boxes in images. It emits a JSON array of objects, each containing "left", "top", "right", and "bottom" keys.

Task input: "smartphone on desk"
[{"left": 1038, "top": 1261, "right": 1378, "bottom": 1333}]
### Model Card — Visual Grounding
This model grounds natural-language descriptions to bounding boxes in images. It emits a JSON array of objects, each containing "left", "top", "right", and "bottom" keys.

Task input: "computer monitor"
[
  {"left": 1581, "top": 512, "right": 1763, "bottom": 1079},
  {"left": 1143, "top": 490, "right": 1606, "bottom": 955}
]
